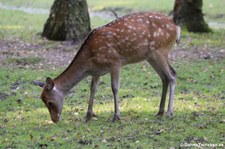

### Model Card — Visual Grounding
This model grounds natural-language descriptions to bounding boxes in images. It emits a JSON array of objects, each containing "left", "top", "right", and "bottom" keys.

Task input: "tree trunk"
[
  {"left": 173, "top": 0, "right": 211, "bottom": 32},
  {"left": 42, "top": 0, "right": 91, "bottom": 41}
]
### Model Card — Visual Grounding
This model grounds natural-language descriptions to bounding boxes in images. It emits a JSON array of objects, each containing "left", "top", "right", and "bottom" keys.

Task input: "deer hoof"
[{"left": 85, "top": 111, "right": 97, "bottom": 122}]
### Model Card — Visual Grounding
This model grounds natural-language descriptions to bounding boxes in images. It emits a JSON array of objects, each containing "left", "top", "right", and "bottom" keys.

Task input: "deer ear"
[{"left": 45, "top": 77, "right": 54, "bottom": 91}]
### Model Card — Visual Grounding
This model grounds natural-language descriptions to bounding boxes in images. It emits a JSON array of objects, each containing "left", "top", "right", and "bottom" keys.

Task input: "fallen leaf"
[
  {"left": 51, "top": 135, "right": 57, "bottom": 141},
  {"left": 101, "top": 139, "right": 107, "bottom": 143},
  {"left": 155, "top": 129, "right": 164, "bottom": 135},
  {"left": 220, "top": 120, "right": 225, "bottom": 123},
  {"left": 0, "top": 92, "right": 9, "bottom": 101},
  {"left": 78, "top": 139, "right": 92, "bottom": 145}
]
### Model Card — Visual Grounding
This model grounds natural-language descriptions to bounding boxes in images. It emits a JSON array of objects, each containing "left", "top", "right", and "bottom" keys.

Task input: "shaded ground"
[
  {"left": 0, "top": 38, "right": 224, "bottom": 69},
  {"left": 0, "top": 39, "right": 78, "bottom": 68},
  {"left": 170, "top": 45, "right": 225, "bottom": 61}
]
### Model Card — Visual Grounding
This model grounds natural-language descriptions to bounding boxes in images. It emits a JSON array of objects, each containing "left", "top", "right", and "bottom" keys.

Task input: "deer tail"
[{"left": 176, "top": 25, "right": 181, "bottom": 45}]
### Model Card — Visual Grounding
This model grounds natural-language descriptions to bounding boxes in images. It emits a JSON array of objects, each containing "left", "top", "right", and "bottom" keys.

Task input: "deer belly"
[{"left": 121, "top": 49, "right": 149, "bottom": 65}]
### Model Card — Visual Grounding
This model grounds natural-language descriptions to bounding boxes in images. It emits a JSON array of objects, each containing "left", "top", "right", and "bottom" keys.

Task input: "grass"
[
  {"left": 88, "top": 0, "right": 174, "bottom": 12},
  {"left": 0, "top": 59, "right": 225, "bottom": 148},
  {"left": 0, "top": 9, "right": 47, "bottom": 41},
  {"left": 0, "top": 0, "right": 53, "bottom": 9},
  {"left": 6, "top": 56, "right": 43, "bottom": 65},
  {"left": 203, "top": 0, "right": 225, "bottom": 20},
  {"left": 1, "top": 0, "right": 224, "bottom": 16},
  {"left": 0, "top": 0, "right": 225, "bottom": 148},
  {"left": 181, "top": 29, "right": 225, "bottom": 47},
  {"left": 1, "top": 0, "right": 225, "bottom": 40}
]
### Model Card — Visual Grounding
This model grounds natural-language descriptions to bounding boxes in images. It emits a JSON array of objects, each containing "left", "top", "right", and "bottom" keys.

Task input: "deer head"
[{"left": 41, "top": 77, "right": 64, "bottom": 123}]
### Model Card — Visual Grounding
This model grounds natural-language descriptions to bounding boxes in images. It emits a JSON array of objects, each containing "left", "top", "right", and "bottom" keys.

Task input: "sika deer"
[{"left": 40, "top": 11, "right": 181, "bottom": 123}]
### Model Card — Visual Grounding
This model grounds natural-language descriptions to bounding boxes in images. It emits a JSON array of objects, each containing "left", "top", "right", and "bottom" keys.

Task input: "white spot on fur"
[
  {"left": 166, "top": 24, "right": 171, "bottom": 29},
  {"left": 150, "top": 41, "right": 155, "bottom": 46},
  {"left": 131, "top": 38, "right": 137, "bottom": 42},
  {"left": 152, "top": 23, "right": 157, "bottom": 28},
  {"left": 137, "top": 18, "right": 143, "bottom": 22},
  {"left": 166, "top": 32, "right": 170, "bottom": 39},
  {"left": 158, "top": 28, "right": 162, "bottom": 32}
]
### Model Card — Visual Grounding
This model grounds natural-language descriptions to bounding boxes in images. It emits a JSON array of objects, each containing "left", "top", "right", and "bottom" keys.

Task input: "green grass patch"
[
  {"left": 181, "top": 29, "right": 225, "bottom": 47},
  {"left": 0, "top": 9, "right": 47, "bottom": 41},
  {"left": 0, "top": 59, "right": 224, "bottom": 148},
  {"left": 90, "top": 16, "right": 112, "bottom": 29},
  {"left": 6, "top": 56, "right": 43, "bottom": 65},
  {"left": 0, "top": 0, "right": 53, "bottom": 9},
  {"left": 1, "top": 1, "right": 225, "bottom": 41},
  {"left": 87, "top": 0, "right": 173, "bottom": 13},
  {"left": 1, "top": 0, "right": 225, "bottom": 18},
  {"left": 203, "top": 0, "right": 225, "bottom": 21}
]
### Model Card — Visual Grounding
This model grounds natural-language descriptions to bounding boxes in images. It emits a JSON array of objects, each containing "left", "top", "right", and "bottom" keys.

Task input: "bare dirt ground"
[
  {"left": 170, "top": 44, "right": 225, "bottom": 61},
  {"left": 0, "top": 38, "right": 225, "bottom": 68},
  {"left": 0, "top": 39, "right": 77, "bottom": 68}
]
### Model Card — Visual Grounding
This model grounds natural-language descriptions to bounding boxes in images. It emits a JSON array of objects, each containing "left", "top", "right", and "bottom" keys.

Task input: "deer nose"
[
  {"left": 58, "top": 113, "right": 62, "bottom": 121},
  {"left": 51, "top": 113, "right": 61, "bottom": 123}
]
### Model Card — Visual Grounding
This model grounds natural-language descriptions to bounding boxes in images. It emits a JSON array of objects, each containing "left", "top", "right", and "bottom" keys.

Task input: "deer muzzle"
[{"left": 51, "top": 113, "right": 61, "bottom": 123}]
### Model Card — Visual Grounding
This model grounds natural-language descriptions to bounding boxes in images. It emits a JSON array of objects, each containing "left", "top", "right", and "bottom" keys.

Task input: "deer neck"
[{"left": 54, "top": 50, "right": 90, "bottom": 95}]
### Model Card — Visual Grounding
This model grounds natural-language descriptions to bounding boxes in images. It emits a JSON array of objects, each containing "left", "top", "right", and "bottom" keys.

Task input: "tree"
[
  {"left": 173, "top": 0, "right": 211, "bottom": 32},
  {"left": 42, "top": 0, "right": 91, "bottom": 41}
]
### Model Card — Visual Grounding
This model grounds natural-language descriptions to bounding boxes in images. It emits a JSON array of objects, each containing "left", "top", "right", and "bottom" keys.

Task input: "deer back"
[{"left": 84, "top": 12, "right": 177, "bottom": 67}]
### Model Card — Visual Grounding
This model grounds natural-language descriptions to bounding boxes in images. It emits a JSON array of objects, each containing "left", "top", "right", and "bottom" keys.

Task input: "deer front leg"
[
  {"left": 85, "top": 76, "right": 99, "bottom": 122},
  {"left": 110, "top": 66, "right": 121, "bottom": 122}
]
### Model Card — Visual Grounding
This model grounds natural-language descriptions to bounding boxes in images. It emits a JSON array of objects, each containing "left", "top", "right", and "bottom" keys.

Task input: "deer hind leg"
[
  {"left": 167, "top": 65, "right": 176, "bottom": 117},
  {"left": 85, "top": 76, "right": 100, "bottom": 122},
  {"left": 147, "top": 54, "right": 176, "bottom": 117},
  {"left": 110, "top": 65, "right": 121, "bottom": 122}
]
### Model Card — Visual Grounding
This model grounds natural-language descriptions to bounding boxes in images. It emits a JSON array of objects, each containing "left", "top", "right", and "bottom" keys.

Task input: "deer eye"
[{"left": 48, "top": 102, "right": 54, "bottom": 109}]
